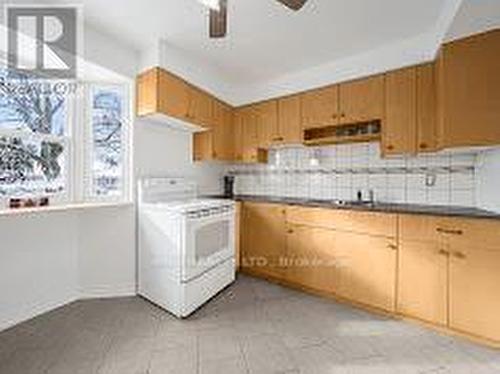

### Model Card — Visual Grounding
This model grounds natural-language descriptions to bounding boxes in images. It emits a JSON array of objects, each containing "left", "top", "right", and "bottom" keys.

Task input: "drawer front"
[
  {"left": 439, "top": 217, "right": 500, "bottom": 250},
  {"left": 400, "top": 215, "right": 500, "bottom": 250},
  {"left": 286, "top": 206, "right": 397, "bottom": 238},
  {"left": 399, "top": 214, "right": 442, "bottom": 242}
]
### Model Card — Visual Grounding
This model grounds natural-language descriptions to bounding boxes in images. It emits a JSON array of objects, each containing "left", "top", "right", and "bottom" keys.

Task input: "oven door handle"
[{"left": 186, "top": 211, "right": 235, "bottom": 224}]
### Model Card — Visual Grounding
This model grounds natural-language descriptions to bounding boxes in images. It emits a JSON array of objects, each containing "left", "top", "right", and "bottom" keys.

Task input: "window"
[
  {"left": 0, "top": 69, "right": 131, "bottom": 209},
  {"left": 85, "top": 85, "right": 130, "bottom": 201},
  {"left": 0, "top": 70, "right": 70, "bottom": 202}
]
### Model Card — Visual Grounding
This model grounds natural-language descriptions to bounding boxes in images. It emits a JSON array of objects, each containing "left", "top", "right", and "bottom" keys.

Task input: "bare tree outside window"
[
  {"left": 89, "top": 86, "right": 126, "bottom": 197},
  {"left": 0, "top": 69, "right": 130, "bottom": 205},
  {"left": 0, "top": 70, "right": 68, "bottom": 198}
]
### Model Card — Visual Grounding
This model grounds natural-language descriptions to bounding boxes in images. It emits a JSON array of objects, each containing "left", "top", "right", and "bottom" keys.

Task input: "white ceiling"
[
  {"left": 62, "top": 0, "right": 449, "bottom": 86},
  {"left": 445, "top": 0, "right": 500, "bottom": 41}
]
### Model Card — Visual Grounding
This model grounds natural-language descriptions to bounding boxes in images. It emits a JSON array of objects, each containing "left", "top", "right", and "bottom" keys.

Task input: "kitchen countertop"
[{"left": 214, "top": 195, "right": 500, "bottom": 220}]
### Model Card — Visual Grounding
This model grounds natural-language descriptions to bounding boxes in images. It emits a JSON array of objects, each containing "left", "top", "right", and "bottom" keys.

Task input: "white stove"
[
  {"left": 137, "top": 177, "right": 236, "bottom": 318},
  {"left": 146, "top": 198, "right": 233, "bottom": 216}
]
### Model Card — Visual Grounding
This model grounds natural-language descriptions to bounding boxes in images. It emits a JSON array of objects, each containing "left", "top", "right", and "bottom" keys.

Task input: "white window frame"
[
  {"left": 0, "top": 76, "right": 133, "bottom": 210},
  {"left": 82, "top": 82, "right": 132, "bottom": 204},
  {"left": 0, "top": 81, "right": 75, "bottom": 208}
]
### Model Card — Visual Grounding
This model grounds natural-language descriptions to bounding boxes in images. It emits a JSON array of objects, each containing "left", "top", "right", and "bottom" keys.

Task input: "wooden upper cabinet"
[
  {"left": 338, "top": 75, "right": 385, "bottom": 124},
  {"left": 239, "top": 106, "right": 259, "bottom": 152},
  {"left": 278, "top": 95, "right": 302, "bottom": 144},
  {"left": 136, "top": 68, "right": 158, "bottom": 116},
  {"left": 437, "top": 29, "right": 500, "bottom": 148},
  {"left": 383, "top": 67, "right": 417, "bottom": 156},
  {"left": 193, "top": 131, "right": 212, "bottom": 162},
  {"left": 252, "top": 100, "right": 279, "bottom": 148},
  {"left": 251, "top": 95, "right": 302, "bottom": 146},
  {"left": 136, "top": 67, "right": 189, "bottom": 119},
  {"left": 193, "top": 100, "right": 234, "bottom": 162},
  {"left": 234, "top": 106, "right": 267, "bottom": 163},
  {"left": 187, "top": 86, "right": 214, "bottom": 127},
  {"left": 416, "top": 63, "right": 439, "bottom": 153},
  {"left": 301, "top": 85, "right": 339, "bottom": 129},
  {"left": 233, "top": 109, "right": 245, "bottom": 161},
  {"left": 212, "top": 101, "right": 234, "bottom": 161},
  {"left": 136, "top": 67, "right": 216, "bottom": 130}
]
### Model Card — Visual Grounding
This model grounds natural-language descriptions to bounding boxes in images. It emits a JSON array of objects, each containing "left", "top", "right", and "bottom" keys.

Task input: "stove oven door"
[{"left": 182, "top": 206, "right": 235, "bottom": 282}]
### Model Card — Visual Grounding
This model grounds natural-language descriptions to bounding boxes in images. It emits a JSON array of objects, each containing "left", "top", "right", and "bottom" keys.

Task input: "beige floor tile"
[
  {"left": 148, "top": 347, "right": 197, "bottom": 374},
  {"left": 241, "top": 334, "right": 298, "bottom": 374},
  {"left": 199, "top": 356, "right": 248, "bottom": 374},
  {"left": 197, "top": 328, "right": 243, "bottom": 364},
  {"left": 1, "top": 275, "right": 498, "bottom": 374}
]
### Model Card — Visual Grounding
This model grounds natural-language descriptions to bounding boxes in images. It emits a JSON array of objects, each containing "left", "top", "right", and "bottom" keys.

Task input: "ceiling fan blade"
[
  {"left": 209, "top": 0, "right": 227, "bottom": 38},
  {"left": 275, "top": 0, "right": 308, "bottom": 11}
]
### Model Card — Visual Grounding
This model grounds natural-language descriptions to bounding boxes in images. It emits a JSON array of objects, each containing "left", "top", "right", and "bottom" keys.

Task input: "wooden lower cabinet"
[
  {"left": 449, "top": 240, "right": 500, "bottom": 342},
  {"left": 336, "top": 231, "right": 397, "bottom": 312},
  {"left": 240, "top": 202, "right": 500, "bottom": 346},
  {"left": 240, "top": 202, "right": 286, "bottom": 279},
  {"left": 398, "top": 239, "right": 448, "bottom": 325},
  {"left": 285, "top": 224, "right": 339, "bottom": 293},
  {"left": 285, "top": 221, "right": 397, "bottom": 313},
  {"left": 398, "top": 215, "right": 500, "bottom": 343}
]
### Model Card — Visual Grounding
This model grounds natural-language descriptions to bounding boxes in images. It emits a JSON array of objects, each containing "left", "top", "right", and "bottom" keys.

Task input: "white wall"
[
  {"left": 445, "top": 0, "right": 500, "bottom": 42},
  {"left": 139, "top": 39, "right": 234, "bottom": 104},
  {"left": 134, "top": 118, "right": 226, "bottom": 195},
  {"left": 0, "top": 23, "right": 140, "bottom": 330},
  {"left": 0, "top": 18, "right": 228, "bottom": 330},
  {"left": 476, "top": 149, "right": 500, "bottom": 213},
  {"left": 84, "top": 22, "right": 140, "bottom": 80},
  {"left": 77, "top": 206, "right": 136, "bottom": 299},
  {"left": 0, "top": 212, "right": 78, "bottom": 330}
]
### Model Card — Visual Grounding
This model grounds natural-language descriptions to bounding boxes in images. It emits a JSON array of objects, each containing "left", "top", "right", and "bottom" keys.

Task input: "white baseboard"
[
  {"left": 0, "top": 285, "right": 137, "bottom": 332},
  {"left": 0, "top": 293, "right": 77, "bottom": 332},
  {"left": 78, "top": 284, "right": 136, "bottom": 299}
]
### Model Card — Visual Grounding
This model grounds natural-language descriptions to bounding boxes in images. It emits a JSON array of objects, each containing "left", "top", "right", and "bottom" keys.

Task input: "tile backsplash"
[{"left": 228, "top": 142, "right": 478, "bottom": 207}]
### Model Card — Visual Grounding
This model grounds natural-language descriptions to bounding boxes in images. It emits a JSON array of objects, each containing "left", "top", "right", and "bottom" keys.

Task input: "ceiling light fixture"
[
  {"left": 197, "top": 0, "right": 220, "bottom": 11},
  {"left": 203, "top": 0, "right": 309, "bottom": 38}
]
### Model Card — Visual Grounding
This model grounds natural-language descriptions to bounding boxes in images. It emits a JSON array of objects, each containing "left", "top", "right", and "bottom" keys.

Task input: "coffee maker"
[{"left": 223, "top": 175, "right": 235, "bottom": 198}]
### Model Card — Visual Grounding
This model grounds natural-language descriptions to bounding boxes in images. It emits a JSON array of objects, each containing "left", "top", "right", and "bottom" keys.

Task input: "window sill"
[{"left": 0, "top": 201, "right": 134, "bottom": 217}]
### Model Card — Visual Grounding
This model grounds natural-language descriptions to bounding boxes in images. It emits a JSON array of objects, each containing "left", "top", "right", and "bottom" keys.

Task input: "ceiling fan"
[{"left": 197, "top": 0, "right": 309, "bottom": 38}]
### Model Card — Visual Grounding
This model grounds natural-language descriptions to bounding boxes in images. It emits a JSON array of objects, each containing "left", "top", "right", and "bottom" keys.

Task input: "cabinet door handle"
[
  {"left": 340, "top": 113, "right": 346, "bottom": 118},
  {"left": 386, "top": 145, "right": 394, "bottom": 151},
  {"left": 452, "top": 251, "right": 466, "bottom": 260},
  {"left": 436, "top": 228, "right": 463, "bottom": 235},
  {"left": 419, "top": 143, "right": 428, "bottom": 149},
  {"left": 438, "top": 249, "right": 450, "bottom": 256},
  {"left": 287, "top": 229, "right": 294, "bottom": 234},
  {"left": 387, "top": 244, "right": 398, "bottom": 250}
]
